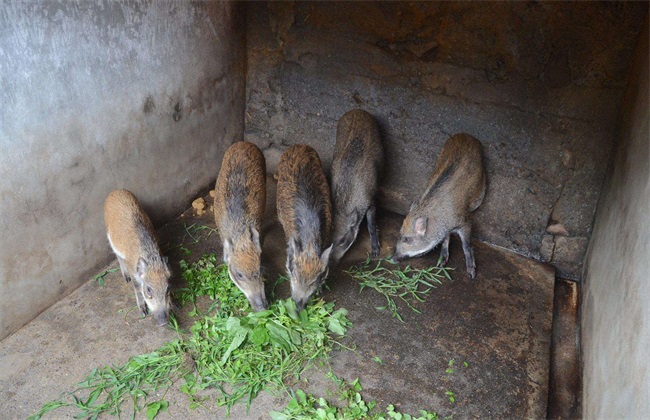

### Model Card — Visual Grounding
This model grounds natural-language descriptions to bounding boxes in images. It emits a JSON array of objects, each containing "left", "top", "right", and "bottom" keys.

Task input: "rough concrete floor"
[{"left": 0, "top": 181, "right": 556, "bottom": 418}]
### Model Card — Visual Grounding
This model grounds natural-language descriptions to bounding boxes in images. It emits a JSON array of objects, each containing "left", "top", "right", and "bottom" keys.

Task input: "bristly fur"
[
  {"left": 277, "top": 144, "right": 332, "bottom": 252},
  {"left": 330, "top": 109, "right": 384, "bottom": 263},
  {"left": 214, "top": 141, "right": 268, "bottom": 311},
  {"left": 277, "top": 144, "right": 333, "bottom": 310},
  {"left": 215, "top": 141, "right": 266, "bottom": 237},
  {"left": 104, "top": 189, "right": 166, "bottom": 282},
  {"left": 394, "top": 133, "right": 486, "bottom": 279},
  {"left": 104, "top": 189, "right": 171, "bottom": 325}
]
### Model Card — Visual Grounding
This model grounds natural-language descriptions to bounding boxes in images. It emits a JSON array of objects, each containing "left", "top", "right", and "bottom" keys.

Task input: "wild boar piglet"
[
  {"left": 392, "top": 133, "right": 486, "bottom": 279},
  {"left": 214, "top": 141, "right": 268, "bottom": 312},
  {"left": 277, "top": 144, "right": 333, "bottom": 311},
  {"left": 330, "top": 109, "right": 384, "bottom": 265},
  {"left": 104, "top": 189, "right": 172, "bottom": 326}
]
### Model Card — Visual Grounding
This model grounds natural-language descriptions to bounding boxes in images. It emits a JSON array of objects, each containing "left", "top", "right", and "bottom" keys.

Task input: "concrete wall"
[
  {"left": 0, "top": 2, "right": 246, "bottom": 340},
  {"left": 582, "top": 18, "right": 649, "bottom": 418},
  {"left": 244, "top": 2, "right": 647, "bottom": 279}
]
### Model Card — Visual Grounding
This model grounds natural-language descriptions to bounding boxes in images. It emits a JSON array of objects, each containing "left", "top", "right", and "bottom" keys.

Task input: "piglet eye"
[
  {"left": 402, "top": 237, "right": 411, "bottom": 244},
  {"left": 146, "top": 285, "right": 153, "bottom": 297}
]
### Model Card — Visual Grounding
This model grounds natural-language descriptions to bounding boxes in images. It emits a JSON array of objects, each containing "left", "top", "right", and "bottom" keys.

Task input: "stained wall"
[
  {"left": 0, "top": 2, "right": 246, "bottom": 340},
  {"left": 245, "top": 2, "right": 647, "bottom": 278}
]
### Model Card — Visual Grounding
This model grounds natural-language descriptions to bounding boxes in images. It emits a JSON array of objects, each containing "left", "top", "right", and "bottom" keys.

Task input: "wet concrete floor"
[{"left": 0, "top": 181, "right": 556, "bottom": 418}]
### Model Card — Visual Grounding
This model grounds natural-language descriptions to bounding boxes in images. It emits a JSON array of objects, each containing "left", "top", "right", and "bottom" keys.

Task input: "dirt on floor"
[{"left": 0, "top": 180, "right": 557, "bottom": 419}]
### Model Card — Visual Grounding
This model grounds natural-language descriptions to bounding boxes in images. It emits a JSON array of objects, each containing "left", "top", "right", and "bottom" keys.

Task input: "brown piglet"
[
  {"left": 104, "top": 189, "right": 172, "bottom": 326},
  {"left": 277, "top": 144, "right": 333, "bottom": 311},
  {"left": 330, "top": 109, "right": 384, "bottom": 264},
  {"left": 214, "top": 141, "right": 268, "bottom": 311},
  {"left": 392, "top": 133, "right": 487, "bottom": 278}
]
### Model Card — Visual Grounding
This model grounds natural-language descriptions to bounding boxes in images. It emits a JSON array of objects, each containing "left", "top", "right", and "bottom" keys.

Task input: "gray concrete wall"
[
  {"left": 244, "top": 2, "right": 647, "bottom": 279},
  {"left": 0, "top": 2, "right": 246, "bottom": 340},
  {"left": 581, "top": 18, "right": 650, "bottom": 418}
]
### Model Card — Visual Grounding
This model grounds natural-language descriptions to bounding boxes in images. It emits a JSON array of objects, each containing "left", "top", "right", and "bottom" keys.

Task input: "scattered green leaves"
[
  {"left": 163, "top": 222, "right": 218, "bottom": 253},
  {"left": 446, "top": 359, "right": 455, "bottom": 374},
  {"left": 384, "top": 404, "right": 440, "bottom": 420},
  {"left": 93, "top": 268, "right": 119, "bottom": 287},
  {"left": 373, "top": 356, "right": 383, "bottom": 365},
  {"left": 345, "top": 257, "right": 452, "bottom": 322},
  {"left": 27, "top": 339, "right": 186, "bottom": 420},
  {"left": 445, "top": 391, "right": 455, "bottom": 404},
  {"left": 270, "top": 374, "right": 439, "bottom": 420}
]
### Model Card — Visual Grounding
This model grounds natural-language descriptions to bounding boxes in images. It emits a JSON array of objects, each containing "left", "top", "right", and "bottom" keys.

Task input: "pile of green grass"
[
  {"left": 29, "top": 254, "right": 351, "bottom": 419},
  {"left": 345, "top": 257, "right": 452, "bottom": 322}
]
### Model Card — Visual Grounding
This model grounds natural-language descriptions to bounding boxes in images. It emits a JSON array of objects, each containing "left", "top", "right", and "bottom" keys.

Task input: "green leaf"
[
  {"left": 27, "top": 400, "right": 70, "bottom": 420},
  {"left": 146, "top": 401, "right": 161, "bottom": 420},
  {"left": 327, "top": 318, "right": 346, "bottom": 336},
  {"left": 249, "top": 324, "right": 270, "bottom": 346},
  {"left": 267, "top": 320, "right": 293, "bottom": 351},
  {"left": 220, "top": 329, "right": 247, "bottom": 365},
  {"left": 84, "top": 387, "right": 102, "bottom": 407},
  {"left": 283, "top": 299, "right": 300, "bottom": 320}
]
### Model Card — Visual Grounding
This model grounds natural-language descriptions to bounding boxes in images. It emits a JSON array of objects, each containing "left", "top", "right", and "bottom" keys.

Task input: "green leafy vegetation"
[
  {"left": 446, "top": 359, "right": 455, "bottom": 374},
  {"left": 27, "top": 338, "right": 186, "bottom": 420},
  {"left": 29, "top": 254, "right": 351, "bottom": 419},
  {"left": 173, "top": 254, "right": 236, "bottom": 313},
  {"left": 270, "top": 374, "right": 440, "bottom": 420},
  {"left": 32, "top": 251, "right": 455, "bottom": 420},
  {"left": 445, "top": 391, "right": 455, "bottom": 404},
  {"left": 163, "top": 222, "right": 219, "bottom": 254},
  {"left": 93, "top": 268, "right": 119, "bottom": 287},
  {"left": 345, "top": 257, "right": 452, "bottom": 322}
]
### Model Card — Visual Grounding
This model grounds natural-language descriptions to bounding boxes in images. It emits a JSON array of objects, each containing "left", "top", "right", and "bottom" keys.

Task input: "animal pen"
[{"left": 1, "top": 2, "right": 648, "bottom": 419}]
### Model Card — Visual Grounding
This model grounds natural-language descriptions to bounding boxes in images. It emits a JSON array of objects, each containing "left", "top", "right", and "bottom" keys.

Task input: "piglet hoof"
[
  {"left": 467, "top": 266, "right": 476, "bottom": 280},
  {"left": 371, "top": 247, "right": 380, "bottom": 258},
  {"left": 139, "top": 304, "right": 149, "bottom": 318}
]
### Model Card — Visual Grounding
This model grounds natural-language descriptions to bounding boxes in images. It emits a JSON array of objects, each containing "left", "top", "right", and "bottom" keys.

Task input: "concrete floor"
[{"left": 0, "top": 181, "right": 558, "bottom": 419}]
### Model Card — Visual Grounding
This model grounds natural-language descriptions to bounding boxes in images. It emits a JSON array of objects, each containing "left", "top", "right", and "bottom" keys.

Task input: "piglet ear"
[
  {"left": 223, "top": 239, "right": 233, "bottom": 263},
  {"left": 320, "top": 244, "right": 333, "bottom": 265},
  {"left": 287, "top": 237, "right": 297, "bottom": 271},
  {"left": 290, "top": 236, "right": 303, "bottom": 254},
  {"left": 250, "top": 227, "right": 261, "bottom": 250},
  {"left": 414, "top": 217, "right": 428, "bottom": 236},
  {"left": 137, "top": 257, "right": 148, "bottom": 277}
]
